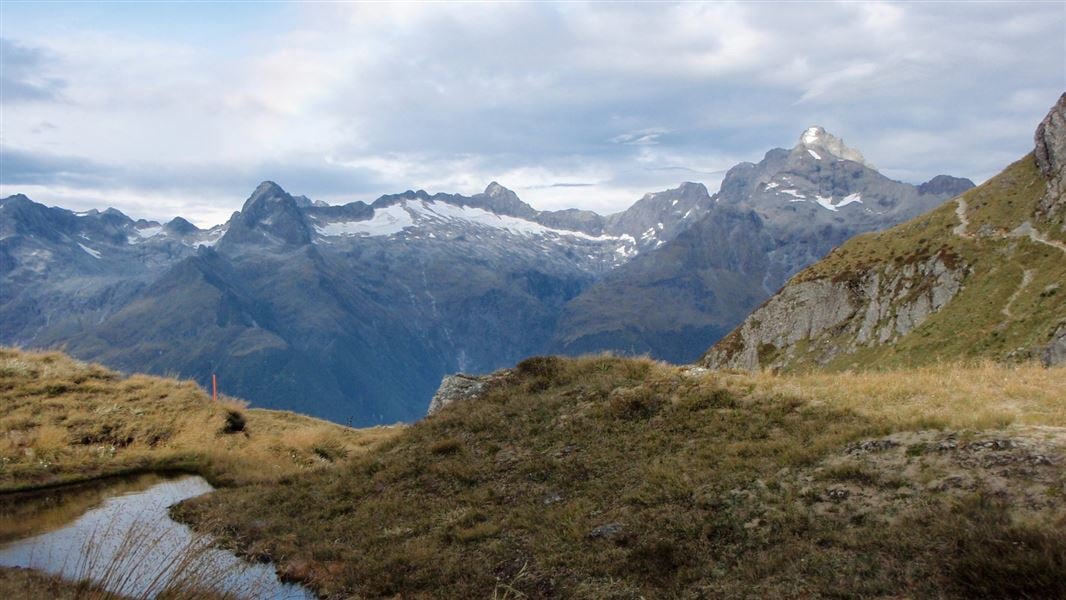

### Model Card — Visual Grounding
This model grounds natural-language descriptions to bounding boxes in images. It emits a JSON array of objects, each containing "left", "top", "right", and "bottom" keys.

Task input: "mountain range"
[{"left": 1, "top": 127, "right": 972, "bottom": 424}]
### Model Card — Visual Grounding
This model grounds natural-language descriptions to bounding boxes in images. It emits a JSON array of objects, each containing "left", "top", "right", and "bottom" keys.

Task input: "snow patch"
[
  {"left": 128, "top": 226, "right": 164, "bottom": 244},
  {"left": 195, "top": 228, "right": 227, "bottom": 248},
  {"left": 802, "top": 127, "right": 821, "bottom": 145},
  {"left": 837, "top": 193, "right": 863, "bottom": 208},
  {"left": 316, "top": 203, "right": 414, "bottom": 237},
  {"left": 813, "top": 195, "right": 837, "bottom": 212},
  {"left": 807, "top": 149, "right": 822, "bottom": 160},
  {"left": 78, "top": 243, "right": 102, "bottom": 259},
  {"left": 315, "top": 200, "right": 623, "bottom": 242}
]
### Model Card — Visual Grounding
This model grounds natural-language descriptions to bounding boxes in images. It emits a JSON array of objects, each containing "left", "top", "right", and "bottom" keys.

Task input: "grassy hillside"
[
  {"left": 177, "top": 355, "right": 1066, "bottom": 598},
  {"left": 0, "top": 348, "right": 400, "bottom": 492},
  {"left": 815, "top": 155, "right": 1063, "bottom": 369}
]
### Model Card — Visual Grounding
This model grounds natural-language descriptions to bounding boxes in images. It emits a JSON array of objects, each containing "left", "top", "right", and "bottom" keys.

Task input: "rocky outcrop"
[
  {"left": 427, "top": 373, "right": 494, "bottom": 415},
  {"left": 1036, "top": 93, "right": 1066, "bottom": 224},
  {"left": 1042, "top": 324, "right": 1066, "bottom": 367},
  {"left": 703, "top": 253, "right": 967, "bottom": 370}
]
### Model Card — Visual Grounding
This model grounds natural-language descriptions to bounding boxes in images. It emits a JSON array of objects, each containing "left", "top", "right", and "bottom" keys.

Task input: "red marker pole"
[{"left": 212, "top": 373, "right": 218, "bottom": 402}]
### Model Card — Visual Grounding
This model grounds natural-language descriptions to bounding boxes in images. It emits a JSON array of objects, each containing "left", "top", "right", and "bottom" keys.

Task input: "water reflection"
[{"left": 0, "top": 475, "right": 314, "bottom": 599}]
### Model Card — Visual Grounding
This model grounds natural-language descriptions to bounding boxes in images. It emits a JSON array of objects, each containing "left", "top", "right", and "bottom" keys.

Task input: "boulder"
[{"left": 427, "top": 374, "right": 489, "bottom": 415}]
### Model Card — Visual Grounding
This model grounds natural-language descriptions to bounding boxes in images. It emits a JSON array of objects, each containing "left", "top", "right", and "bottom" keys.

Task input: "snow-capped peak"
[
  {"left": 801, "top": 126, "right": 824, "bottom": 146},
  {"left": 796, "top": 126, "right": 875, "bottom": 169}
]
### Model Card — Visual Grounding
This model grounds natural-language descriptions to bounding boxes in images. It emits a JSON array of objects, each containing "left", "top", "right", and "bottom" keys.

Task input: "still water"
[{"left": 0, "top": 474, "right": 315, "bottom": 599}]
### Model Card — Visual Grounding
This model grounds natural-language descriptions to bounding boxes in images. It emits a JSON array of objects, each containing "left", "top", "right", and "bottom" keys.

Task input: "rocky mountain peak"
[
  {"left": 472, "top": 182, "right": 537, "bottom": 219},
  {"left": 224, "top": 181, "right": 311, "bottom": 247},
  {"left": 796, "top": 126, "right": 874, "bottom": 168},
  {"left": 0, "top": 193, "right": 32, "bottom": 207},
  {"left": 918, "top": 175, "right": 976, "bottom": 197},
  {"left": 165, "top": 216, "right": 200, "bottom": 235},
  {"left": 242, "top": 181, "right": 291, "bottom": 212},
  {"left": 484, "top": 181, "right": 511, "bottom": 198}
]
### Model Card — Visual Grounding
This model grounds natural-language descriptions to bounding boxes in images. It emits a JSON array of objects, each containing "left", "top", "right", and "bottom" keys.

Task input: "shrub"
[
  {"left": 515, "top": 356, "right": 563, "bottom": 379},
  {"left": 221, "top": 410, "right": 246, "bottom": 434},
  {"left": 429, "top": 437, "right": 463, "bottom": 455},
  {"left": 607, "top": 386, "right": 662, "bottom": 419}
]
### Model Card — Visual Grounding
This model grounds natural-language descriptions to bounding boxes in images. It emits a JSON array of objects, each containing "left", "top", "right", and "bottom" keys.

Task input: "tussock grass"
[
  {"left": 0, "top": 348, "right": 400, "bottom": 492},
  {"left": 177, "top": 355, "right": 1066, "bottom": 598},
  {"left": 734, "top": 360, "right": 1066, "bottom": 430}
]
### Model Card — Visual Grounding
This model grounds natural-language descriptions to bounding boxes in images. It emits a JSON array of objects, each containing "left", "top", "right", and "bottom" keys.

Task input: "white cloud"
[{"left": 2, "top": 2, "right": 1063, "bottom": 225}]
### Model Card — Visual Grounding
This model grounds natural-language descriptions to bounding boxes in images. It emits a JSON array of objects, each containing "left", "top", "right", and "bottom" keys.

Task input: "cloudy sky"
[{"left": 2, "top": 1, "right": 1063, "bottom": 227}]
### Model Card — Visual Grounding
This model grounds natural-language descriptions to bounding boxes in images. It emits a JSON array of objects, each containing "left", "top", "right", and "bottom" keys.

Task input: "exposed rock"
[
  {"left": 807, "top": 429, "right": 1065, "bottom": 520},
  {"left": 826, "top": 488, "right": 851, "bottom": 501},
  {"left": 703, "top": 253, "right": 966, "bottom": 370},
  {"left": 587, "top": 522, "right": 624, "bottom": 540},
  {"left": 1035, "top": 93, "right": 1066, "bottom": 224},
  {"left": 427, "top": 374, "right": 491, "bottom": 415},
  {"left": 918, "top": 174, "right": 977, "bottom": 198},
  {"left": 679, "top": 366, "right": 710, "bottom": 378},
  {"left": 1035, "top": 93, "right": 1066, "bottom": 181},
  {"left": 543, "top": 492, "right": 563, "bottom": 505},
  {"left": 844, "top": 439, "right": 900, "bottom": 455},
  {"left": 1041, "top": 324, "right": 1066, "bottom": 367},
  {"left": 798, "top": 126, "right": 874, "bottom": 168}
]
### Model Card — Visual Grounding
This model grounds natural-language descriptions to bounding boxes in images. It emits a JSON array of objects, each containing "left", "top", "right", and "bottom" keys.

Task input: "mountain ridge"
[{"left": 2, "top": 126, "right": 975, "bottom": 423}]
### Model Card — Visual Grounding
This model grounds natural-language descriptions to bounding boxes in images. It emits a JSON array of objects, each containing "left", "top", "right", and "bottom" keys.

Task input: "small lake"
[{"left": 0, "top": 473, "right": 315, "bottom": 599}]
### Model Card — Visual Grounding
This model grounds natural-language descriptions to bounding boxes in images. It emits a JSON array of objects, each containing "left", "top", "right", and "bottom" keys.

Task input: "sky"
[{"left": 1, "top": 1, "right": 1064, "bottom": 227}]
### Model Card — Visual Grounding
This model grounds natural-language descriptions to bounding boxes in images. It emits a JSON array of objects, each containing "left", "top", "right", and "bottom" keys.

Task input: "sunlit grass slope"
[
  {"left": 0, "top": 348, "right": 400, "bottom": 492},
  {"left": 787, "top": 154, "right": 1064, "bottom": 370},
  {"left": 178, "top": 355, "right": 1066, "bottom": 599}
]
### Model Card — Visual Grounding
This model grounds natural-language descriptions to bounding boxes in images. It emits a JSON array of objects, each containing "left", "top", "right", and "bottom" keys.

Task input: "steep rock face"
[
  {"left": 220, "top": 181, "right": 312, "bottom": 248},
  {"left": 1043, "top": 325, "right": 1066, "bottom": 367},
  {"left": 1036, "top": 93, "right": 1066, "bottom": 226},
  {"left": 602, "top": 182, "right": 713, "bottom": 251},
  {"left": 705, "top": 253, "right": 966, "bottom": 370},
  {"left": 703, "top": 96, "right": 1066, "bottom": 372}
]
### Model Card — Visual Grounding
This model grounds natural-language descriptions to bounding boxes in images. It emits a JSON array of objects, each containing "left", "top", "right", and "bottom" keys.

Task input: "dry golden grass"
[
  {"left": 729, "top": 360, "right": 1066, "bottom": 431},
  {"left": 0, "top": 347, "right": 401, "bottom": 492}
]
